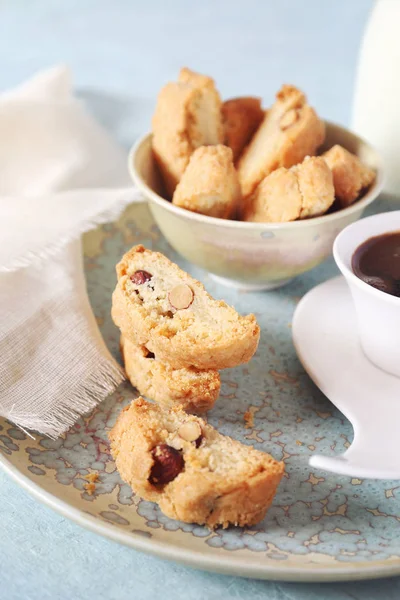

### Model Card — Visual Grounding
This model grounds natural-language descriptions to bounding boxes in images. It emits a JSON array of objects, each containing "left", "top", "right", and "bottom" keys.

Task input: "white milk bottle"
[{"left": 352, "top": 0, "right": 400, "bottom": 197}]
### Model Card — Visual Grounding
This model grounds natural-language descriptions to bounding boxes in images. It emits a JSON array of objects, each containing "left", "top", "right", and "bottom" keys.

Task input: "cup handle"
[{"left": 309, "top": 418, "right": 400, "bottom": 479}]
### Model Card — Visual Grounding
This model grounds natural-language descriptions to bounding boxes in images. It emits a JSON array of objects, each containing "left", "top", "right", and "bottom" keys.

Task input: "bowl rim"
[{"left": 128, "top": 122, "right": 385, "bottom": 231}]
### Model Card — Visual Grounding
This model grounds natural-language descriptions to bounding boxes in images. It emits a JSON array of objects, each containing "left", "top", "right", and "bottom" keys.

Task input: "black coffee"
[{"left": 352, "top": 231, "right": 400, "bottom": 297}]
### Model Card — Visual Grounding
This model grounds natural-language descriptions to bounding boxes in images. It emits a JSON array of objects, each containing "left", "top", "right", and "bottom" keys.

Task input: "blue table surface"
[{"left": 3, "top": 1, "right": 400, "bottom": 598}]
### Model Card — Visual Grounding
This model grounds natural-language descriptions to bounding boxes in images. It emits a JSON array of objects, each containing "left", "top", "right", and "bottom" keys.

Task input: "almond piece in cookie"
[
  {"left": 111, "top": 245, "right": 260, "bottom": 370},
  {"left": 244, "top": 156, "right": 334, "bottom": 223},
  {"left": 237, "top": 84, "right": 325, "bottom": 199},
  {"left": 108, "top": 398, "right": 285, "bottom": 529},
  {"left": 322, "top": 144, "right": 376, "bottom": 207},
  {"left": 120, "top": 336, "right": 220, "bottom": 414},
  {"left": 152, "top": 70, "right": 224, "bottom": 198},
  {"left": 222, "top": 97, "right": 265, "bottom": 162},
  {"left": 172, "top": 145, "right": 241, "bottom": 219}
]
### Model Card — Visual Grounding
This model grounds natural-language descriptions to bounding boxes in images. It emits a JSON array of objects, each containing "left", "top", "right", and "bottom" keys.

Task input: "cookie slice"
[
  {"left": 322, "top": 144, "right": 376, "bottom": 207},
  {"left": 152, "top": 70, "right": 223, "bottom": 198},
  {"left": 177, "top": 67, "right": 224, "bottom": 149},
  {"left": 244, "top": 167, "right": 301, "bottom": 223},
  {"left": 238, "top": 84, "right": 325, "bottom": 199},
  {"left": 222, "top": 96, "right": 264, "bottom": 162},
  {"left": 111, "top": 245, "right": 260, "bottom": 370},
  {"left": 244, "top": 156, "right": 334, "bottom": 223},
  {"left": 179, "top": 67, "right": 220, "bottom": 96},
  {"left": 109, "top": 398, "right": 284, "bottom": 528},
  {"left": 172, "top": 145, "right": 241, "bottom": 219},
  {"left": 121, "top": 335, "right": 220, "bottom": 413}
]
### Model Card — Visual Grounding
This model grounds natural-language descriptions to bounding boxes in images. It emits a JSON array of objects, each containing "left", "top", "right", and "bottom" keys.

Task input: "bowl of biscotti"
[{"left": 129, "top": 67, "right": 384, "bottom": 290}]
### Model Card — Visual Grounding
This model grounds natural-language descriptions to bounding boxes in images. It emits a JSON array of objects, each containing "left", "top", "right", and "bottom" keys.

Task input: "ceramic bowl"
[
  {"left": 128, "top": 122, "right": 384, "bottom": 290},
  {"left": 334, "top": 211, "right": 400, "bottom": 378}
]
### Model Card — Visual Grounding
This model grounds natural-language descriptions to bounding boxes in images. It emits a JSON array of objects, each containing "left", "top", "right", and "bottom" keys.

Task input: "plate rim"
[{"left": 2, "top": 448, "right": 400, "bottom": 582}]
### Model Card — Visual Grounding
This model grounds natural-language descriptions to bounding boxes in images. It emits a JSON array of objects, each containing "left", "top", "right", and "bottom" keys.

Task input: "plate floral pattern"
[{"left": 1, "top": 201, "right": 400, "bottom": 582}]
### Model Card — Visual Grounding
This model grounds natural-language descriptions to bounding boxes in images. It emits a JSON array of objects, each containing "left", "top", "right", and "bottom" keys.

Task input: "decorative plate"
[{"left": 1, "top": 201, "right": 400, "bottom": 582}]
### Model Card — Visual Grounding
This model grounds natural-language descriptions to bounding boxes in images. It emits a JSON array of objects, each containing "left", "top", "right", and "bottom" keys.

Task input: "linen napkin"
[{"left": 0, "top": 66, "right": 141, "bottom": 438}]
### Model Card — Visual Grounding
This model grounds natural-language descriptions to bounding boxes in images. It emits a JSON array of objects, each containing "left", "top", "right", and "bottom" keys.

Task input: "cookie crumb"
[
  {"left": 84, "top": 482, "right": 96, "bottom": 496},
  {"left": 244, "top": 410, "right": 254, "bottom": 429},
  {"left": 84, "top": 472, "right": 99, "bottom": 483}
]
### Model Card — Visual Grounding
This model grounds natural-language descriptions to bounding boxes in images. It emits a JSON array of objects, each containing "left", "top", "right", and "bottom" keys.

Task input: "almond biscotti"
[
  {"left": 152, "top": 70, "right": 223, "bottom": 198},
  {"left": 294, "top": 156, "right": 335, "bottom": 218},
  {"left": 322, "top": 144, "right": 376, "bottom": 207},
  {"left": 222, "top": 96, "right": 264, "bottom": 162},
  {"left": 111, "top": 245, "right": 260, "bottom": 370},
  {"left": 172, "top": 145, "right": 241, "bottom": 219},
  {"left": 238, "top": 84, "right": 325, "bottom": 199},
  {"left": 109, "top": 398, "right": 284, "bottom": 528},
  {"left": 244, "top": 156, "right": 334, "bottom": 223},
  {"left": 120, "top": 335, "right": 220, "bottom": 413},
  {"left": 178, "top": 67, "right": 220, "bottom": 98}
]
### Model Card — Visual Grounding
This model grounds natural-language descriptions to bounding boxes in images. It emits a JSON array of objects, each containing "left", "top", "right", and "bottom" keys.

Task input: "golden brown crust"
[
  {"left": 222, "top": 97, "right": 265, "bottom": 162},
  {"left": 179, "top": 67, "right": 217, "bottom": 91},
  {"left": 244, "top": 168, "right": 301, "bottom": 223},
  {"left": 322, "top": 144, "right": 376, "bottom": 207},
  {"left": 120, "top": 335, "right": 220, "bottom": 413},
  {"left": 152, "top": 70, "right": 224, "bottom": 198},
  {"left": 172, "top": 145, "right": 241, "bottom": 219},
  {"left": 108, "top": 398, "right": 285, "bottom": 528},
  {"left": 237, "top": 84, "right": 325, "bottom": 200},
  {"left": 295, "top": 156, "right": 335, "bottom": 218},
  {"left": 177, "top": 67, "right": 224, "bottom": 149},
  {"left": 112, "top": 245, "right": 260, "bottom": 370},
  {"left": 151, "top": 82, "right": 198, "bottom": 198},
  {"left": 244, "top": 156, "right": 334, "bottom": 223}
]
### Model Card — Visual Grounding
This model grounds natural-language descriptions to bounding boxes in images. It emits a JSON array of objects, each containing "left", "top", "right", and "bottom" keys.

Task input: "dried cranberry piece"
[
  {"left": 130, "top": 270, "right": 152, "bottom": 285},
  {"left": 149, "top": 444, "right": 184, "bottom": 485}
]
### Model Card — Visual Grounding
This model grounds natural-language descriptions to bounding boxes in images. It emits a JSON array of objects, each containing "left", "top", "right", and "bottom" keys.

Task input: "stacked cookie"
[
  {"left": 111, "top": 244, "right": 260, "bottom": 412},
  {"left": 109, "top": 398, "right": 284, "bottom": 529},
  {"left": 120, "top": 336, "right": 221, "bottom": 414},
  {"left": 109, "top": 245, "right": 285, "bottom": 528},
  {"left": 151, "top": 68, "right": 376, "bottom": 223}
]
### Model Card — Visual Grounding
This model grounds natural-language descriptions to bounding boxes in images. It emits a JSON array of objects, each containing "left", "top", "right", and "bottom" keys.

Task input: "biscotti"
[
  {"left": 322, "top": 144, "right": 376, "bottom": 207},
  {"left": 109, "top": 398, "right": 285, "bottom": 528},
  {"left": 178, "top": 67, "right": 221, "bottom": 101},
  {"left": 120, "top": 335, "right": 220, "bottom": 413},
  {"left": 111, "top": 245, "right": 260, "bottom": 370},
  {"left": 294, "top": 156, "right": 335, "bottom": 218},
  {"left": 222, "top": 96, "right": 264, "bottom": 162},
  {"left": 152, "top": 70, "right": 223, "bottom": 198},
  {"left": 238, "top": 84, "right": 325, "bottom": 199},
  {"left": 172, "top": 145, "right": 241, "bottom": 219},
  {"left": 244, "top": 156, "right": 334, "bottom": 223}
]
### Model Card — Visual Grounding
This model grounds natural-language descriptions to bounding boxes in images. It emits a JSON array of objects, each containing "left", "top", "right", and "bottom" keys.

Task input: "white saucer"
[{"left": 292, "top": 276, "right": 400, "bottom": 479}]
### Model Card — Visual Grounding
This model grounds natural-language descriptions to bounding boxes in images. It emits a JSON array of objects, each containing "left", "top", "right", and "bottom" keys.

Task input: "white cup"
[{"left": 333, "top": 211, "right": 400, "bottom": 378}]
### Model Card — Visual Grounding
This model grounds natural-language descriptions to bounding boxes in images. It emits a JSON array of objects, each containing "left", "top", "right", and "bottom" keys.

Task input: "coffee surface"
[{"left": 352, "top": 231, "right": 400, "bottom": 297}]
